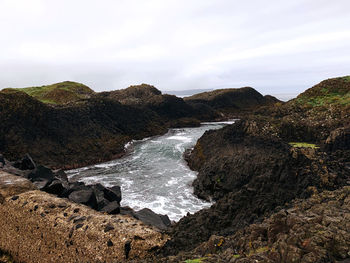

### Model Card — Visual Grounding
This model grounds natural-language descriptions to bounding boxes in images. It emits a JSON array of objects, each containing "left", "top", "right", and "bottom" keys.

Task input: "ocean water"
[{"left": 67, "top": 121, "right": 234, "bottom": 221}]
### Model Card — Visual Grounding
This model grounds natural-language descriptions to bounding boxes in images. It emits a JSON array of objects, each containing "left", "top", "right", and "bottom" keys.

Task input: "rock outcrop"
[
  {"left": 0, "top": 90, "right": 166, "bottom": 168},
  {"left": 148, "top": 186, "right": 350, "bottom": 263},
  {"left": 184, "top": 87, "right": 280, "bottom": 115},
  {"left": 159, "top": 77, "right": 350, "bottom": 258},
  {"left": 0, "top": 171, "right": 168, "bottom": 263}
]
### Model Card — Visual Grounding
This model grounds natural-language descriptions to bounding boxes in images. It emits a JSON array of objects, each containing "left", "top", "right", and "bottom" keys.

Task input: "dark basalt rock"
[
  {"left": 325, "top": 126, "right": 350, "bottom": 151},
  {"left": 27, "top": 165, "right": 55, "bottom": 182},
  {"left": 13, "top": 153, "right": 36, "bottom": 170},
  {"left": 103, "top": 185, "right": 122, "bottom": 203},
  {"left": 68, "top": 189, "right": 97, "bottom": 209},
  {"left": 44, "top": 180, "right": 66, "bottom": 195},
  {"left": 100, "top": 201, "right": 120, "bottom": 214},
  {"left": 162, "top": 119, "right": 350, "bottom": 255},
  {"left": 134, "top": 208, "right": 171, "bottom": 231}
]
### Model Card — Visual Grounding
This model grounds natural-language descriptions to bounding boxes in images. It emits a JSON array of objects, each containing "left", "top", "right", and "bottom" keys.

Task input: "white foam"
[{"left": 166, "top": 135, "right": 192, "bottom": 143}]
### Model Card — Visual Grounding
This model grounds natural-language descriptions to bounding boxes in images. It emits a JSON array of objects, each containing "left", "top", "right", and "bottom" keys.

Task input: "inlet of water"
[{"left": 67, "top": 121, "right": 234, "bottom": 221}]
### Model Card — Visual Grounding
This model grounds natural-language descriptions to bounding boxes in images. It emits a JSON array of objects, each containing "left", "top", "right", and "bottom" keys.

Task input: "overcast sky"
[{"left": 0, "top": 0, "right": 349, "bottom": 95}]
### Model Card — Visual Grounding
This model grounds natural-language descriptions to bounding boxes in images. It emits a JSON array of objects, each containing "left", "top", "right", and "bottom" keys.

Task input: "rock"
[
  {"left": 100, "top": 201, "right": 120, "bottom": 215},
  {"left": 27, "top": 165, "right": 55, "bottom": 182},
  {"left": 134, "top": 208, "right": 171, "bottom": 230},
  {"left": 59, "top": 181, "right": 86, "bottom": 198},
  {"left": 43, "top": 180, "right": 66, "bottom": 196},
  {"left": 53, "top": 170, "right": 68, "bottom": 182},
  {"left": 13, "top": 153, "right": 36, "bottom": 170},
  {"left": 325, "top": 126, "right": 350, "bottom": 151},
  {"left": 103, "top": 185, "right": 122, "bottom": 203},
  {"left": 68, "top": 189, "right": 97, "bottom": 209},
  {"left": 1, "top": 164, "right": 30, "bottom": 177},
  {"left": 91, "top": 184, "right": 112, "bottom": 210},
  {"left": 32, "top": 179, "right": 51, "bottom": 190}
]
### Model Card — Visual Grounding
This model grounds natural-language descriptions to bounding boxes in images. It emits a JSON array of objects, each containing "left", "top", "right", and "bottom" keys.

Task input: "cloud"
[{"left": 0, "top": 0, "right": 349, "bottom": 94}]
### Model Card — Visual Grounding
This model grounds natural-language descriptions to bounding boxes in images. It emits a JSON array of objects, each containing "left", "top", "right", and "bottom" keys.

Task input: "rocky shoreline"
[
  {"left": 0, "top": 76, "right": 349, "bottom": 262},
  {"left": 156, "top": 77, "right": 350, "bottom": 262}
]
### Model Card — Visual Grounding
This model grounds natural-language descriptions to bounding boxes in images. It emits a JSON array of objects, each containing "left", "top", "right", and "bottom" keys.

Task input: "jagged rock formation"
[
  {"left": 0, "top": 90, "right": 166, "bottom": 168},
  {"left": 146, "top": 186, "right": 350, "bottom": 262},
  {"left": 160, "top": 77, "right": 350, "bottom": 259}
]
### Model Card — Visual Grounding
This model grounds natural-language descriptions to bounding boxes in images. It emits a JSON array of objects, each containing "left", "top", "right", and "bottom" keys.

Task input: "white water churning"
[{"left": 67, "top": 121, "right": 234, "bottom": 221}]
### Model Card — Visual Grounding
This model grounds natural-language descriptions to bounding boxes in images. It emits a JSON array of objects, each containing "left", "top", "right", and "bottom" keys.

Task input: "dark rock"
[
  {"left": 53, "top": 169, "right": 68, "bottom": 182},
  {"left": 107, "top": 240, "right": 113, "bottom": 247},
  {"left": 68, "top": 189, "right": 97, "bottom": 209},
  {"left": 75, "top": 223, "right": 84, "bottom": 229},
  {"left": 163, "top": 119, "right": 350, "bottom": 255},
  {"left": 28, "top": 165, "right": 55, "bottom": 182},
  {"left": 100, "top": 201, "right": 120, "bottom": 215},
  {"left": 0, "top": 193, "right": 4, "bottom": 204},
  {"left": 134, "top": 208, "right": 170, "bottom": 230},
  {"left": 33, "top": 179, "right": 51, "bottom": 190},
  {"left": 11, "top": 195, "right": 19, "bottom": 201},
  {"left": 91, "top": 184, "right": 111, "bottom": 210},
  {"left": 120, "top": 206, "right": 136, "bottom": 217},
  {"left": 43, "top": 180, "right": 66, "bottom": 195},
  {"left": 59, "top": 181, "right": 86, "bottom": 198},
  {"left": 325, "top": 126, "right": 350, "bottom": 151},
  {"left": 104, "top": 223, "right": 115, "bottom": 232},
  {"left": 13, "top": 153, "right": 36, "bottom": 170},
  {"left": 104, "top": 185, "right": 122, "bottom": 203},
  {"left": 73, "top": 216, "right": 86, "bottom": 224}
]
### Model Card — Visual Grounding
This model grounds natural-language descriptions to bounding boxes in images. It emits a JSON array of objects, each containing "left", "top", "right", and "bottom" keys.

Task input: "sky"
[{"left": 0, "top": 0, "right": 350, "bottom": 96}]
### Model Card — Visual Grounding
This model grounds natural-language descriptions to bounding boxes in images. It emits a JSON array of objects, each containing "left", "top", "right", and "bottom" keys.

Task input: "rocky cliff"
[{"left": 159, "top": 77, "right": 350, "bottom": 262}]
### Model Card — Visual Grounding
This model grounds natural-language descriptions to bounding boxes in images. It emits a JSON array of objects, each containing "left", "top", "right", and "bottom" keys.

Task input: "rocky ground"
[{"left": 155, "top": 77, "right": 350, "bottom": 262}]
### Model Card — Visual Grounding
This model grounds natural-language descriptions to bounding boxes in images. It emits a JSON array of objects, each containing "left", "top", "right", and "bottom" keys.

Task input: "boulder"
[
  {"left": 91, "top": 184, "right": 110, "bottom": 210},
  {"left": 32, "top": 179, "right": 51, "bottom": 190},
  {"left": 53, "top": 169, "right": 68, "bottom": 182},
  {"left": 13, "top": 153, "right": 36, "bottom": 170},
  {"left": 103, "top": 185, "right": 122, "bottom": 203},
  {"left": 68, "top": 189, "right": 97, "bottom": 209},
  {"left": 27, "top": 165, "right": 55, "bottom": 182},
  {"left": 100, "top": 201, "right": 120, "bottom": 214},
  {"left": 44, "top": 180, "right": 66, "bottom": 196},
  {"left": 134, "top": 208, "right": 171, "bottom": 230}
]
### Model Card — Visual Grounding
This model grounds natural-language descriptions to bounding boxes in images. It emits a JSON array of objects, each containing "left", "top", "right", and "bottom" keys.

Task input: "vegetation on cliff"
[{"left": 1, "top": 81, "right": 94, "bottom": 105}]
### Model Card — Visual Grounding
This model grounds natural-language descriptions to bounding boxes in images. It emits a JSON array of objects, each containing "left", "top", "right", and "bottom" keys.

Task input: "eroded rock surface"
[{"left": 0, "top": 171, "right": 168, "bottom": 263}]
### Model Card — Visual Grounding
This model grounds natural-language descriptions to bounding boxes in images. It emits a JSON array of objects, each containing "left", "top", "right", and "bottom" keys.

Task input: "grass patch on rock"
[
  {"left": 1, "top": 81, "right": 94, "bottom": 105},
  {"left": 184, "top": 258, "right": 207, "bottom": 263},
  {"left": 289, "top": 142, "right": 319, "bottom": 149}
]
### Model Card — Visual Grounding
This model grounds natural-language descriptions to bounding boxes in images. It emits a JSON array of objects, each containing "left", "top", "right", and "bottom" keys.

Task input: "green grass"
[
  {"left": 342, "top": 76, "right": 350, "bottom": 82},
  {"left": 1, "top": 81, "right": 94, "bottom": 104},
  {"left": 184, "top": 258, "right": 207, "bottom": 263},
  {"left": 289, "top": 142, "right": 319, "bottom": 149}
]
